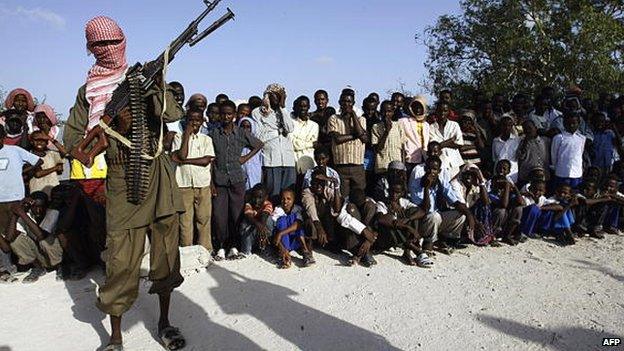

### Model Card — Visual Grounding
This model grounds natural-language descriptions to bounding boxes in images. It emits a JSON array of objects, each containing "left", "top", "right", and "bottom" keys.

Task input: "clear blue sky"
[{"left": 0, "top": 0, "right": 460, "bottom": 119}]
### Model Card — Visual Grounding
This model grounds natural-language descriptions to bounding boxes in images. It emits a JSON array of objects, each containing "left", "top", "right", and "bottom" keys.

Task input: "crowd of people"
[{"left": 1, "top": 82, "right": 624, "bottom": 282}]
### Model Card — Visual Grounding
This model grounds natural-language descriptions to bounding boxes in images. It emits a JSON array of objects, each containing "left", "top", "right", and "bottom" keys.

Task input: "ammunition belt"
[{"left": 123, "top": 71, "right": 153, "bottom": 205}]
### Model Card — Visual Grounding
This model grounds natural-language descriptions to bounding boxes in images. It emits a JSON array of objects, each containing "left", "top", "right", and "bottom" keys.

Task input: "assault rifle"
[{"left": 71, "top": 0, "right": 235, "bottom": 167}]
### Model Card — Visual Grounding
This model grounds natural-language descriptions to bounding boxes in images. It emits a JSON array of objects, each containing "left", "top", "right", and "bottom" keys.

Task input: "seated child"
[
  {"left": 486, "top": 159, "right": 512, "bottom": 191},
  {"left": 271, "top": 188, "right": 314, "bottom": 268},
  {"left": 600, "top": 177, "right": 624, "bottom": 235},
  {"left": 573, "top": 181, "right": 610, "bottom": 239},
  {"left": 302, "top": 148, "right": 340, "bottom": 193},
  {"left": 451, "top": 166, "right": 497, "bottom": 246},
  {"left": 336, "top": 188, "right": 379, "bottom": 267},
  {"left": 29, "top": 131, "right": 64, "bottom": 197},
  {"left": 51, "top": 183, "right": 106, "bottom": 280},
  {"left": 408, "top": 141, "right": 451, "bottom": 185},
  {"left": 375, "top": 182, "right": 429, "bottom": 267},
  {"left": 302, "top": 170, "right": 342, "bottom": 251},
  {"left": 489, "top": 175, "right": 525, "bottom": 245},
  {"left": 520, "top": 182, "right": 576, "bottom": 245},
  {"left": 520, "top": 166, "right": 548, "bottom": 192},
  {"left": 584, "top": 166, "right": 602, "bottom": 185},
  {"left": 240, "top": 185, "right": 274, "bottom": 256},
  {"left": 0, "top": 192, "right": 63, "bottom": 282},
  {"left": 372, "top": 161, "right": 408, "bottom": 202}
]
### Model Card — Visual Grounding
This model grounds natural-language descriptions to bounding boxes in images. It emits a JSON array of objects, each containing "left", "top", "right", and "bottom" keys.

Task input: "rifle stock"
[{"left": 72, "top": 115, "right": 112, "bottom": 167}]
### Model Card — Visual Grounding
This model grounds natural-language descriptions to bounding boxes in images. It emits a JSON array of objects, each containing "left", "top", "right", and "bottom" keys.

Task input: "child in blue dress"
[
  {"left": 272, "top": 188, "right": 314, "bottom": 268},
  {"left": 520, "top": 182, "right": 576, "bottom": 245}
]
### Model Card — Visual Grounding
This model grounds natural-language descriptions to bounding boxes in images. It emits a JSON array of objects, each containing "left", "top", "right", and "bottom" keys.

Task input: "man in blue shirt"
[{"left": 409, "top": 156, "right": 475, "bottom": 254}]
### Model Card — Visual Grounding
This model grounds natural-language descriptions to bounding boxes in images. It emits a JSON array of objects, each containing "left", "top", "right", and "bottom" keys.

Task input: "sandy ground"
[{"left": 1, "top": 235, "right": 623, "bottom": 351}]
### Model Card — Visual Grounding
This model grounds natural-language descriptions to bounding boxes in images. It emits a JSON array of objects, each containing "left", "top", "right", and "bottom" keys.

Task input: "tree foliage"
[{"left": 423, "top": 0, "right": 624, "bottom": 104}]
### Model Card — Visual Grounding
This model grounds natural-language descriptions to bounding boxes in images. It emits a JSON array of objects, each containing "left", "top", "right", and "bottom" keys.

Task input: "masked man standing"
[{"left": 64, "top": 16, "right": 187, "bottom": 351}]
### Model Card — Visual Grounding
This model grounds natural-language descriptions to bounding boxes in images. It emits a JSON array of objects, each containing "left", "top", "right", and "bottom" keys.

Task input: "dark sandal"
[
  {"left": 23, "top": 268, "right": 46, "bottom": 283},
  {"left": 159, "top": 326, "right": 186, "bottom": 350},
  {"left": 102, "top": 343, "right": 124, "bottom": 351},
  {"left": 302, "top": 253, "right": 316, "bottom": 267},
  {"left": 489, "top": 240, "right": 502, "bottom": 247},
  {"left": 434, "top": 242, "right": 454, "bottom": 255},
  {"left": 402, "top": 252, "right": 416, "bottom": 266}
]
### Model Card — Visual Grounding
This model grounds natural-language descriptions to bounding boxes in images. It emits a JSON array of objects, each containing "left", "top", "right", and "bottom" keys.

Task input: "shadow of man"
[
  {"left": 477, "top": 314, "right": 623, "bottom": 351},
  {"left": 208, "top": 265, "right": 401, "bottom": 351}
]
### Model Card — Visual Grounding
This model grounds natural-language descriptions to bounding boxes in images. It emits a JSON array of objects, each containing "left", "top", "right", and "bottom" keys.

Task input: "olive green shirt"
[{"left": 64, "top": 83, "right": 185, "bottom": 231}]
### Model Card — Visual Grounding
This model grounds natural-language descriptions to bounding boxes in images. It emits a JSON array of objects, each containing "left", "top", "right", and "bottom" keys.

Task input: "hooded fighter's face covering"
[
  {"left": 84, "top": 16, "right": 129, "bottom": 131},
  {"left": 85, "top": 16, "right": 127, "bottom": 70}
]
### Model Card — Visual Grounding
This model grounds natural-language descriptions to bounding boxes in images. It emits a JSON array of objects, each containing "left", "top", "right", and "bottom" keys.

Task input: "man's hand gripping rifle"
[{"left": 71, "top": 0, "right": 235, "bottom": 167}]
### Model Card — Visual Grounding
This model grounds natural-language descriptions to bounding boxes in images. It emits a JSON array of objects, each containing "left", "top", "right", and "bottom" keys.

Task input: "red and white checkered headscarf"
[{"left": 84, "top": 16, "right": 128, "bottom": 131}]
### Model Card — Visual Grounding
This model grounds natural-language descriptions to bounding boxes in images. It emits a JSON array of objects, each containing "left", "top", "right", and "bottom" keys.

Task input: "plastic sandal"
[{"left": 416, "top": 253, "right": 434, "bottom": 268}]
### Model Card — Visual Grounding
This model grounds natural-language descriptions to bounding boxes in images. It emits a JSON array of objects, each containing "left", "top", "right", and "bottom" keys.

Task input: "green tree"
[{"left": 423, "top": 0, "right": 624, "bottom": 106}]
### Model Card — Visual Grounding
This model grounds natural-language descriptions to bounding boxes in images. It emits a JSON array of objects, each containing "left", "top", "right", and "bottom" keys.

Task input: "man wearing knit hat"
[{"left": 64, "top": 16, "right": 187, "bottom": 351}]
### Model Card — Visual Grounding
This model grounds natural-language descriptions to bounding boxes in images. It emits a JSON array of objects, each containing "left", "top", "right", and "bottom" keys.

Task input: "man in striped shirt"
[{"left": 328, "top": 92, "right": 368, "bottom": 197}]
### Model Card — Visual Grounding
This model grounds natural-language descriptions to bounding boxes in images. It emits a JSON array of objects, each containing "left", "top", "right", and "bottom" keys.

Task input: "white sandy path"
[{"left": 1, "top": 235, "right": 623, "bottom": 351}]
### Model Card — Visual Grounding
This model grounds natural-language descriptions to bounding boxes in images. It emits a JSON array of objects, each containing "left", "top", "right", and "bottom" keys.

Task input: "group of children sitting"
[{"left": 1, "top": 84, "right": 624, "bottom": 282}]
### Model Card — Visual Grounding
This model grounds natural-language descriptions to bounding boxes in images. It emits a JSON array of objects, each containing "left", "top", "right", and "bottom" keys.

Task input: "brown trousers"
[
  {"left": 334, "top": 164, "right": 366, "bottom": 197},
  {"left": 179, "top": 186, "right": 213, "bottom": 251},
  {"left": 96, "top": 214, "right": 184, "bottom": 317}
]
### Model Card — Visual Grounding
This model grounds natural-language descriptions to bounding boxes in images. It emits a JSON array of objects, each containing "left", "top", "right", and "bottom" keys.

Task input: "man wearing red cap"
[{"left": 64, "top": 16, "right": 186, "bottom": 350}]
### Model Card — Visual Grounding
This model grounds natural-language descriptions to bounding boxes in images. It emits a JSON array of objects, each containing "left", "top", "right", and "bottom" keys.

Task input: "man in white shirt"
[
  {"left": 528, "top": 95, "right": 561, "bottom": 135},
  {"left": 429, "top": 102, "right": 464, "bottom": 179},
  {"left": 290, "top": 96, "right": 319, "bottom": 174},
  {"left": 492, "top": 115, "right": 521, "bottom": 182},
  {"left": 171, "top": 110, "right": 215, "bottom": 252},
  {"left": 550, "top": 113, "right": 586, "bottom": 190}
]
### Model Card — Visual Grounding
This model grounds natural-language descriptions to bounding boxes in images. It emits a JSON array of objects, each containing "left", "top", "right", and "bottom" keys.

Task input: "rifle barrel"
[
  {"left": 189, "top": 8, "right": 235, "bottom": 47},
  {"left": 160, "top": 0, "right": 223, "bottom": 62}
]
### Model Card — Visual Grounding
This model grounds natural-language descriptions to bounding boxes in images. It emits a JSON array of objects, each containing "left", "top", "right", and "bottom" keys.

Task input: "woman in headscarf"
[
  {"left": 400, "top": 95, "right": 430, "bottom": 177},
  {"left": 239, "top": 116, "right": 263, "bottom": 190},
  {"left": 32, "top": 104, "right": 66, "bottom": 153},
  {"left": 2, "top": 88, "right": 36, "bottom": 127}
]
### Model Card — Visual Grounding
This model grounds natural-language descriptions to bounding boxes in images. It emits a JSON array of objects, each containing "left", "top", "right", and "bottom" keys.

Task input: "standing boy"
[
  {"left": 209, "top": 100, "right": 264, "bottom": 260},
  {"left": 551, "top": 113, "right": 586, "bottom": 190},
  {"left": 172, "top": 109, "right": 216, "bottom": 252},
  {"left": 371, "top": 101, "right": 405, "bottom": 174},
  {"left": 0, "top": 124, "right": 42, "bottom": 236}
]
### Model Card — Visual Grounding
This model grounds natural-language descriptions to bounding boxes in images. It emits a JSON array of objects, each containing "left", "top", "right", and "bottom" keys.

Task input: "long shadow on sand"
[
  {"left": 572, "top": 259, "right": 624, "bottom": 283},
  {"left": 208, "top": 265, "right": 401, "bottom": 350},
  {"left": 477, "top": 314, "right": 623, "bottom": 350},
  {"left": 64, "top": 272, "right": 261, "bottom": 350}
]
